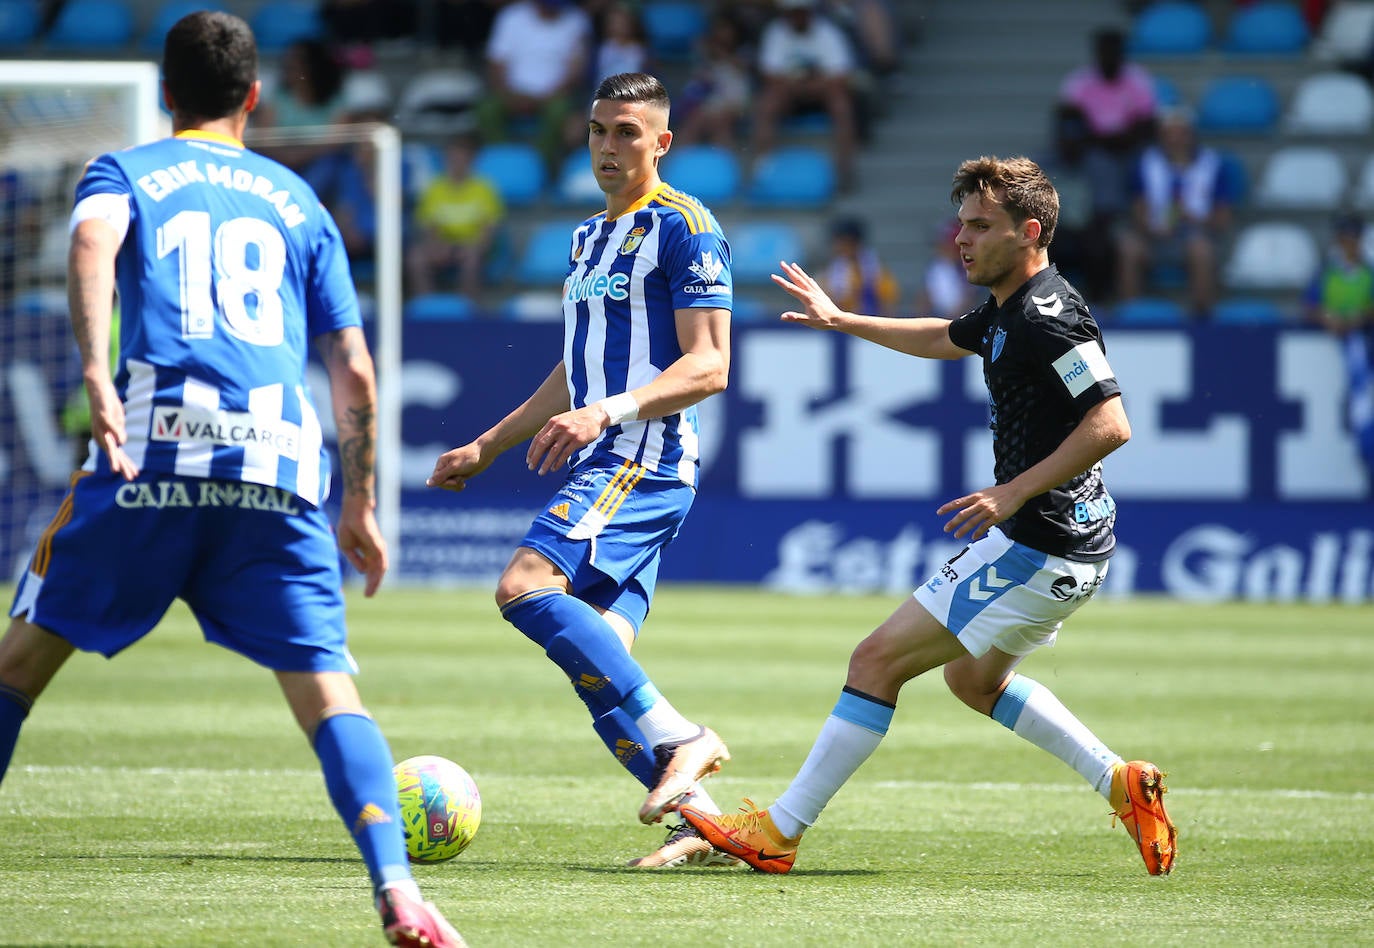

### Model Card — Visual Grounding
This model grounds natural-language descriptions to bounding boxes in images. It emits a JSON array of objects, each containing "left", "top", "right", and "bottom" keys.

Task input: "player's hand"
[
  {"left": 427, "top": 442, "right": 490, "bottom": 492},
  {"left": 937, "top": 483, "right": 1027, "bottom": 541},
  {"left": 336, "top": 499, "right": 388, "bottom": 597},
  {"left": 526, "top": 406, "right": 604, "bottom": 476},
  {"left": 88, "top": 380, "right": 138, "bottom": 480},
  {"left": 772, "top": 261, "right": 845, "bottom": 329}
]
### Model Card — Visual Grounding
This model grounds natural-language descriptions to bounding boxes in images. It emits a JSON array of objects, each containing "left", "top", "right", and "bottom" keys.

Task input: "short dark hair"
[
  {"left": 950, "top": 155, "right": 1059, "bottom": 248},
  {"left": 591, "top": 72, "right": 670, "bottom": 115},
  {"left": 163, "top": 11, "right": 257, "bottom": 122}
]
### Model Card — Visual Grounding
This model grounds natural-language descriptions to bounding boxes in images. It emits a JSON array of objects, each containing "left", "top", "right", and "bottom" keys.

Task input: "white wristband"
[{"left": 597, "top": 392, "right": 640, "bottom": 426}]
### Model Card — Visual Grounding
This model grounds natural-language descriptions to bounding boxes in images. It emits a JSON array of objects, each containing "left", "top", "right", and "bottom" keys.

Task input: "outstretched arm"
[
  {"left": 523, "top": 306, "right": 731, "bottom": 475},
  {"left": 427, "top": 362, "right": 572, "bottom": 490},
  {"left": 773, "top": 261, "right": 970, "bottom": 360},
  {"left": 317, "top": 326, "right": 387, "bottom": 596},
  {"left": 939, "top": 394, "right": 1132, "bottom": 541}
]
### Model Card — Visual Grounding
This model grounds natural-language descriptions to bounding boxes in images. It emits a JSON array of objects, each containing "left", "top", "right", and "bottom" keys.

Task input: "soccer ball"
[{"left": 393, "top": 755, "right": 481, "bottom": 863}]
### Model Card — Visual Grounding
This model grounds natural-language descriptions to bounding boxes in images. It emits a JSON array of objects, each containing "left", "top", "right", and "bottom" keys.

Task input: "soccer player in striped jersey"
[
  {"left": 0, "top": 13, "right": 462, "bottom": 946},
  {"left": 428, "top": 72, "right": 737, "bottom": 869},
  {"left": 682, "top": 156, "right": 1177, "bottom": 877}
]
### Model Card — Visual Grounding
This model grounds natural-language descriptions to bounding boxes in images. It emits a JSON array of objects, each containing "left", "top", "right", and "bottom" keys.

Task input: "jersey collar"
[
  {"left": 607, "top": 182, "right": 667, "bottom": 221},
  {"left": 174, "top": 129, "right": 244, "bottom": 148}
]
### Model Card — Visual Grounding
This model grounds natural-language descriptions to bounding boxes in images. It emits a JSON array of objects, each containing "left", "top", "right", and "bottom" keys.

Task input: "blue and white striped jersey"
[
  {"left": 74, "top": 130, "right": 361, "bottom": 507},
  {"left": 560, "top": 183, "right": 732, "bottom": 487}
]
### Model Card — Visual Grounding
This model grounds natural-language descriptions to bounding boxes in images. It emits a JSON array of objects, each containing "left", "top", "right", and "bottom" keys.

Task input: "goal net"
[{"left": 0, "top": 62, "right": 404, "bottom": 582}]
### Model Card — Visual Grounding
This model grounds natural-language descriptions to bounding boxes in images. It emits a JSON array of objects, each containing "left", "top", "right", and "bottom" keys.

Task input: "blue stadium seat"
[
  {"left": 747, "top": 146, "right": 836, "bottom": 207},
  {"left": 660, "top": 145, "right": 741, "bottom": 205},
  {"left": 46, "top": 0, "right": 134, "bottom": 49},
  {"left": 0, "top": 0, "right": 39, "bottom": 47},
  {"left": 1223, "top": 1, "right": 1309, "bottom": 54},
  {"left": 1153, "top": 75, "right": 1184, "bottom": 108},
  {"left": 1213, "top": 297, "right": 1288, "bottom": 324},
  {"left": 1195, "top": 76, "right": 1280, "bottom": 133},
  {"left": 642, "top": 1, "right": 707, "bottom": 61},
  {"left": 404, "top": 293, "right": 476, "bottom": 321},
  {"left": 552, "top": 150, "right": 602, "bottom": 206},
  {"left": 1129, "top": 1, "right": 1212, "bottom": 55},
  {"left": 1113, "top": 297, "right": 1187, "bottom": 325},
  {"left": 729, "top": 221, "right": 805, "bottom": 286},
  {"left": 250, "top": 0, "right": 322, "bottom": 52},
  {"left": 516, "top": 221, "right": 580, "bottom": 286},
  {"left": 473, "top": 143, "right": 546, "bottom": 208},
  {"left": 143, "top": 1, "right": 225, "bottom": 50}
]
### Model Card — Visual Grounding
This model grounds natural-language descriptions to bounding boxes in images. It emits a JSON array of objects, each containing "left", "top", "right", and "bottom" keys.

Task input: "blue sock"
[
  {"left": 312, "top": 711, "right": 412, "bottom": 891},
  {"left": 0, "top": 684, "right": 31, "bottom": 786},
  {"left": 503, "top": 588, "right": 649, "bottom": 712},
  {"left": 991, "top": 675, "right": 1037, "bottom": 730},
  {"left": 591, "top": 703, "right": 657, "bottom": 789}
]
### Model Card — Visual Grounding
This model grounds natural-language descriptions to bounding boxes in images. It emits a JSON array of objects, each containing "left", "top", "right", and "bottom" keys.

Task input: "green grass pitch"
[{"left": 1, "top": 586, "right": 1371, "bottom": 946}]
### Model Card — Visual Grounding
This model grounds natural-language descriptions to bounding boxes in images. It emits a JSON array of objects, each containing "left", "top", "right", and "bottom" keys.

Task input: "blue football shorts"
[
  {"left": 914, "top": 527, "right": 1109, "bottom": 657},
  {"left": 8, "top": 471, "right": 354, "bottom": 673},
  {"left": 520, "top": 453, "right": 695, "bottom": 633}
]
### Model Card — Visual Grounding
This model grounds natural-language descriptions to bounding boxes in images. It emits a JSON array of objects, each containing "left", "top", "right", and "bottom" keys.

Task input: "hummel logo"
[
  {"left": 1032, "top": 293, "right": 1063, "bottom": 318},
  {"left": 968, "top": 566, "right": 1012, "bottom": 602}
]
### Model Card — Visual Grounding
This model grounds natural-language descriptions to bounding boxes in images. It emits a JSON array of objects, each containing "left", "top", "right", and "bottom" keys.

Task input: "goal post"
[{"left": 0, "top": 63, "right": 404, "bottom": 579}]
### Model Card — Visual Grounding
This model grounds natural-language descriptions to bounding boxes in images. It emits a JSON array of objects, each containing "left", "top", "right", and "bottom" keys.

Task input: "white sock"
[
  {"left": 377, "top": 879, "right": 422, "bottom": 902},
  {"left": 633, "top": 697, "right": 699, "bottom": 749},
  {"left": 772, "top": 715, "right": 885, "bottom": 838},
  {"left": 679, "top": 783, "right": 721, "bottom": 815},
  {"left": 993, "top": 675, "right": 1122, "bottom": 800}
]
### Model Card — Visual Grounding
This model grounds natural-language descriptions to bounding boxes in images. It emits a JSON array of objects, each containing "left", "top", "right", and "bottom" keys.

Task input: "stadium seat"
[
  {"left": 0, "top": 0, "right": 39, "bottom": 47},
  {"left": 404, "top": 293, "right": 476, "bottom": 321},
  {"left": 1112, "top": 297, "right": 1187, "bottom": 325},
  {"left": 553, "top": 151, "right": 602, "bottom": 206},
  {"left": 1353, "top": 155, "right": 1374, "bottom": 210},
  {"left": 642, "top": 1, "right": 707, "bottom": 61},
  {"left": 1311, "top": 1, "right": 1374, "bottom": 63},
  {"left": 45, "top": 0, "right": 134, "bottom": 49},
  {"left": 1224, "top": 221, "right": 1320, "bottom": 290},
  {"left": 473, "top": 143, "right": 546, "bottom": 208},
  {"left": 1255, "top": 146, "right": 1348, "bottom": 211},
  {"left": 1282, "top": 71, "right": 1374, "bottom": 136},
  {"left": 1129, "top": 1, "right": 1212, "bottom": 55},
  {"left": 1212, "top": 296, "right": 1289, "bottom": 324},
  {"left": 500, "top": 290, "right": 564, "bottom": 321},
  {"left": 747, "top": 146, "right": 836, "bottom": 207},
  {"left": 516, "top": 221, "right": 580, "bottom": 286},
  {"left": 729, "top": 221, "right": 805, "bottom": 285},
  {"left": 1194, "top": 76, "right": 1280, "bottom": 133},
  {"left": 660, "top": 145, "right": 741, "bottom": 205},
  {"left": 1222, "top": 1, "right": 1310, "bottom": 54},
  {"left": 395, "top": 69, "right": 482, "bottom": 138},
  {"left": 142, "top": 1, "right": 221, "bottom": 50},
  {"left": 1153, "top": 75, "right": 1184, "bottom": 108},
  {"left": 250, "top": 0, "right": 323, "bottom": 52}
]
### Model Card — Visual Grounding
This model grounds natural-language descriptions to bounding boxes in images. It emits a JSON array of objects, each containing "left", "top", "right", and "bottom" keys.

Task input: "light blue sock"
[
  {"left": 312, "top": 711, "right": 412, "bottom": 891},
  {"left": 992, "top": 674, "right": 1121, "bottom": 798}
]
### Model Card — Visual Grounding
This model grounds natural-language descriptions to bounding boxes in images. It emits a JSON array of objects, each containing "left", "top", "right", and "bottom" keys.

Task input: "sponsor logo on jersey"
[
  {"left": 564, "top": 271, "right": 630, "bottom": 303},
  {"left": 114, "top": 479, "right": 302, "bottom": 513},
  {"left": 618, "top": 225, "right": 647, "bottom": 255},
  {"left": 1051, "top": 341, "right": 1114, "bottom": 398},
  {"left": 682, "top": 284, "right": 729, "bottom": 295},
  {"left": 688, "top": 250, "right": 725, "bottom": 285},
  {"left": 1032, "top": 292, "right": 1064, "bottom": 318},
  {"left": 152, "top": 406, "right": 301, "bottom": 459}
]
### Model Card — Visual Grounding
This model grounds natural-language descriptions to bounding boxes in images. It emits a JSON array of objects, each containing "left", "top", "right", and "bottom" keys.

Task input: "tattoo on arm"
[{"left": 338, "top": 403, "right": 376, "bottom": 500}]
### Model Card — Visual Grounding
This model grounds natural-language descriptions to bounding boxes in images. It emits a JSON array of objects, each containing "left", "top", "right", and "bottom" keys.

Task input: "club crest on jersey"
[
  {"left": 688, "top": 250, "right": 725, "bottom": 284},
  {"left": 991, "top": 327, "right": 1007, "bottom": 362},
  {"left": 619, "top": 226, "right": 647, "bottom": 255}
]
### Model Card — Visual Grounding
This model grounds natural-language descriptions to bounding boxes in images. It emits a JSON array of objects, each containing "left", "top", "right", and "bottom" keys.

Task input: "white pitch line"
[{"left": 13, "top": 766, "right": 1372, "bottom": 801}]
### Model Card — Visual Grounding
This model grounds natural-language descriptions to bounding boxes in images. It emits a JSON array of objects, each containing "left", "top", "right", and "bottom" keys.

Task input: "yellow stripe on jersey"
[
  {"left": 591, "top": 459, "right": 647, "bottom": 521},
  {"left": 31, "top": 471, "right": 89, "bottom": 577},
  {"left": 655, "top": 187, "right": 712, "bottom": 235}
]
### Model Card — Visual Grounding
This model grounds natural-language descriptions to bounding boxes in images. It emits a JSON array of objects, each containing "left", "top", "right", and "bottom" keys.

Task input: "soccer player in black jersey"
[{"left": 681, "top": 156, "right": 1177, "bottom": 877}]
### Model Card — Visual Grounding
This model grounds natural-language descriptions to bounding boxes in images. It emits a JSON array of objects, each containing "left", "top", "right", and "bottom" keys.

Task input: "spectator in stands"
[
  {"left": 406, "top": 134, "right": 506, "bottom": 301},
  {"left": 1305, "top": 213, "right": 1374, "bottom": 478},
  {"left": 592, "top": 3, "right": 651, "bottom": 86},
  {"left": 824, "top": 0, "right": 902, "bottom": 78},
  {"left": 674, "top": 13, "right": 752, "bottom": 150},
  {"left": 822, "top": 215, "right": 900, "bottom": 317},
  {"left": 256, "top": 38, "right": 349, "bottom": 173},
  {"left": 750, "top": 0, "right": 861, "bottom": 191},
  {"left": 915, "top": 218, "right": 977, "bottom": 318},
  {"left": 476, "top": 0, "right": 593, "bottom": 173},
  {"left": 1114, "top": 106, "right": 1238, "bottom": 319},
  {"left": 1055, "top": 27, "right": 1158, "bottom": 221}
]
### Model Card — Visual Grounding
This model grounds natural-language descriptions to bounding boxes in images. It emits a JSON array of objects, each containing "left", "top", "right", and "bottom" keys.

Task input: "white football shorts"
[{"left": 913, "top": 526, "right": 1109, "bottom": 657}]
